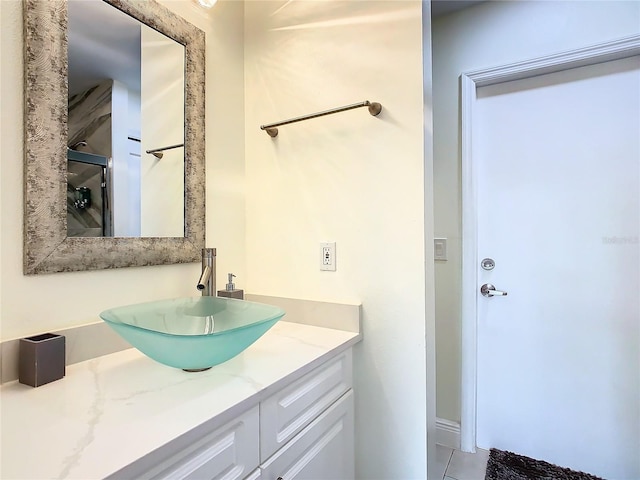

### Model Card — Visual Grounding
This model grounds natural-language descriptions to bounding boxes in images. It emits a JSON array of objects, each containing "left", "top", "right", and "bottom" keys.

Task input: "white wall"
[
  {"left": 432, "top": 0, "right": 640, "bottom": 423},
  {"left": 112, "top": 79, "right": 140, "bottom": 236},
  {"left": 0, "top": 0, "right": 245, "bottom": 340},
  {"left": 422, "top": 3, "right": 438, "bottom": 478},
  {"left": 244, "top": 2, "right": 430, "bottom": 478},
  {"left": 140, "top": 26, "right": 185, "bottom": 237},
  {"left": 198, "top": 0, "right": 247, "bottom": 291}
]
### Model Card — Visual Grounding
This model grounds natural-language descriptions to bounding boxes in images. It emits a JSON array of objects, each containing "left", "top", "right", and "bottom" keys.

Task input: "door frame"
[{"left": 459, "top": 34, "right": 640, "bottom": 453}]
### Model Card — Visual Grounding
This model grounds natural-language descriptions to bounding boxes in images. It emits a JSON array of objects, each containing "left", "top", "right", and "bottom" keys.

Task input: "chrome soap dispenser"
[{"left": 217, "top": 273, "right": 244, "bottom": 300}]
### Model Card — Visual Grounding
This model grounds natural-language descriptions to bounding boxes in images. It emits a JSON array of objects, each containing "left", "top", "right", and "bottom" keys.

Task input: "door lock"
[
  {"left": 481, "top": 258, "right": 495, "bottom": 270},
  {"left": 481, "top": 283, "right": 507, "bottom": 297}
]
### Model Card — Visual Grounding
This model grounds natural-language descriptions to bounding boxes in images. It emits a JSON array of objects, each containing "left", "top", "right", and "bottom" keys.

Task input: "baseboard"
[{"left": 436, "top": 417, "right": 461, "bottom": 450}]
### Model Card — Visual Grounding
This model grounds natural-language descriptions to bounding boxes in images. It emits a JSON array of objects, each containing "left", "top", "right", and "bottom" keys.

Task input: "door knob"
[{"left": 481, "top": 283, "right": 507, "bottom": 297}]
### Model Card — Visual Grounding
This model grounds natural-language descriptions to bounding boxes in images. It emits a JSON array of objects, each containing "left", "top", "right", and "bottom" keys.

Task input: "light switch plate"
[{"left": 434, "top": 238, "right": 447, "bottom": 261}]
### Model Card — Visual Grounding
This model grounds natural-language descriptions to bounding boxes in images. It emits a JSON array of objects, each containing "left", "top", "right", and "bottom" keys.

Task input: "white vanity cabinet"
[
  {"left": 259, "top": 350, "right": 354, "bottom": 480},
  {"left": 260, "top": 391, "right": 354, "bottom": 480},
  {"left": 109, "top": 349, "right": 354, "bottom": 480},
  {"left": 260, "top": 350, "right": 353, "bottom": 460}
]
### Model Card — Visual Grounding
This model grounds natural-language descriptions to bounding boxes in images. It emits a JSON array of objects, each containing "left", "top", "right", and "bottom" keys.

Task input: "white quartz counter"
[{"left": 0, "top": 321, "right": 360, "bottom": 480}]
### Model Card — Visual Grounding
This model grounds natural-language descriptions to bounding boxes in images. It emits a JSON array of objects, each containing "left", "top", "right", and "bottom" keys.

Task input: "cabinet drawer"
[
  {"left": 108, "top": 406, "right": 259, "bottom": 480},
  {"left": 260, "top": 390, "right": 354, "bottom": 480},
  {"left": 260, "top": 350, "right": 352, "bottom": 462}
]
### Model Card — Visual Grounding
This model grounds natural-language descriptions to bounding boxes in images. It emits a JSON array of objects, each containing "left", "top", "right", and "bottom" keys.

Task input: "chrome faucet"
[{"left": 196, "top": 248, "right": 216, "bottom": 296}]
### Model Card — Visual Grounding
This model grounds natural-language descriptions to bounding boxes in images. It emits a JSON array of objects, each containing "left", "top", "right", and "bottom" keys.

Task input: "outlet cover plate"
[{"left": 320, "top": 242, "right": 336, "bottom": 271}]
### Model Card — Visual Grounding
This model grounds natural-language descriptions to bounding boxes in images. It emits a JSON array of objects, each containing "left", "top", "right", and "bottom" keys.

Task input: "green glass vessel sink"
[{"left": 99, "top": 297, "right": 285, "bottom": 371}]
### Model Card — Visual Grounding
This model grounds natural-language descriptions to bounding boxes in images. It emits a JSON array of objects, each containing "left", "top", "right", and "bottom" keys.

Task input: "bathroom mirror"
[
  {"left": 23, "top": 0, "right": 205, "bottom": 274},
  {"left": 67, "top": 0, "right": 186, "bottom": 238}
]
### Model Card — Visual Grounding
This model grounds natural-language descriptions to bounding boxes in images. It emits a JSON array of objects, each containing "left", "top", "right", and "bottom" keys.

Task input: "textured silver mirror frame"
[{"left": 23, "top": 0, "right": 205, "bottom": 274}]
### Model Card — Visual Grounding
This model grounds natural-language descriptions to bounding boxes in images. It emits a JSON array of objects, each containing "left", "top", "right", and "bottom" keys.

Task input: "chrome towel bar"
[
  {"left": 260, "top": 100, "right": 382, "bottom": 137},
  {"left": 146, "top": 143, "right": 184, "bottom": 159}
]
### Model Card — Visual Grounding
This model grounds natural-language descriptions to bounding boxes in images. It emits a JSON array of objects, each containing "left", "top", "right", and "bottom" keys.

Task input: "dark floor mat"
[{"left": 485, "top": 448, "right": 604, "bottom": 480}]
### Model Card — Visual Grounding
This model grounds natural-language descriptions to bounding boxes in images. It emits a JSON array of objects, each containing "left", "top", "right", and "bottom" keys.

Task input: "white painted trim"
[
  {"left": 459, "top": 34, "right": 640, "bottom": 454},
  {"left": 466, "top": 34, "right": 640, "bottom": 87},
  {"left": 460, "top": 72, "right": 478, "bottom": 455},
  {"left": 436, "top": 418, "right": 461, "bottom": 450}
]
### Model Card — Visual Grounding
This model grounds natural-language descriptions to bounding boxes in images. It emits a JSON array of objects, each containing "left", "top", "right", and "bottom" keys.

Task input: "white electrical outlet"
[{"left": 320, "top": 242, "right": 336, "bottom": 271}]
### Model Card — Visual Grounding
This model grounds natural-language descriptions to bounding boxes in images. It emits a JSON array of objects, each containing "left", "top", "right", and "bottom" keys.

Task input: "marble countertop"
[{"left": 0, "top": 321, "right": 360, "bottom": 480}]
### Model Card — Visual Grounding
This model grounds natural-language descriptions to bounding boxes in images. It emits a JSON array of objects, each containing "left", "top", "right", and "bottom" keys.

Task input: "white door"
[{"left": 474, "top": 56, "right": 640, "bottom": 479}]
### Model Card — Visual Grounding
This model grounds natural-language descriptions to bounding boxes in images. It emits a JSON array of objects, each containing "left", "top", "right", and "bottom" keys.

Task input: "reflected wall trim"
[{"left": 23, "top": 0, "right": 206, "bottom": 274}]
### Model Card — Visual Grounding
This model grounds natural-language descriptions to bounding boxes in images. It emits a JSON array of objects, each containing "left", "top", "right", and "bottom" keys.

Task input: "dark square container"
[
  {"left": 217, "top": 289, "right": 244, "bottom": 300},
  {"left": 19, "top": 333, "right": 65, "bottom": 387}
]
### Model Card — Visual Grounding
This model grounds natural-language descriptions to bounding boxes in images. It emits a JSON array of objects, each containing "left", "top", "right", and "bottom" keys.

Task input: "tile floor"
[{"left": 435, "top": 445, "right": 490, "bottom": 480}]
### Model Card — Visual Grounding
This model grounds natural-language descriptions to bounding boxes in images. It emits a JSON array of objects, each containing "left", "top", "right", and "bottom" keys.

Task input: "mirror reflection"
[{"left": 67, "top": 0, "right": 185, "bottom": 238}]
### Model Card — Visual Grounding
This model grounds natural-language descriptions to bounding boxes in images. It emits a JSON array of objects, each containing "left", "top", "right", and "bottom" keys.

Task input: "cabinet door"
[
  {"left": 260, "top": 391, "right": 354, "bottom": 480},
  {"left": 261, "top": 350, "right": 352, "bottom": 461}
]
